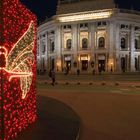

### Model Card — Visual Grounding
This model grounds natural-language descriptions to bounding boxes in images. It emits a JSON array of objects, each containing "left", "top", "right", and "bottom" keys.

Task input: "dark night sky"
[
  {"left": 20, "top": 0, "right": 140, "bottom": 23},
  {"left": 20, "top": 0, "right": 58, "bottom": 22}
]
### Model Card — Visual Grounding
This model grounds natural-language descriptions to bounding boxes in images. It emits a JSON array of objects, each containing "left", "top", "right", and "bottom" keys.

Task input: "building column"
[
  {"left": 89, "top": 23, "right": 95, "bottom": 72},
  {"left": 40, "top": 36, "right": 44, "bottom": 71},
  {"left": 108, "top": 21, "right": 115, "bottom": 72},
  {"left": 94, "top": 29, "right": 98, "bottom": 72},
  {"left": 39, "top": 35, "right": 42, "bottom": 71},
  {"left": 115, "top": 23, "right": 121, "bottom": 72},
  {"left": 130, "top": 24, "right": 135, "bottom": 72},
  {"left": 44, "top": 32, "right": 48, "bottom": 71},
  {"left": 55, "top": 25, "right": 62, "bottom": 72},
  {"left": 37, "top": 36, "right": 41, "bottom": 71},
  {"left": 72, "top": 24, "right": 78, "bottom": 72}
]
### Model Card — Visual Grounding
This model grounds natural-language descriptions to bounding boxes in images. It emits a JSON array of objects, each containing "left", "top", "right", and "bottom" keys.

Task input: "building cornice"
[{"left": 56, "top": 9, "right": 113, "bottom": 23}]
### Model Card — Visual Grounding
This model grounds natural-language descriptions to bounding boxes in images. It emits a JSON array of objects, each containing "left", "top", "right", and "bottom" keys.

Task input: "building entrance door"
[
  {"left": 66, "top": 60, "right": 71, "bottom": 71},
  {"left": 81, "top": 60, "right": 88, "bottom": 71},
  {"left": 98, "top": 60, "right": 105, "bottom": 72}
]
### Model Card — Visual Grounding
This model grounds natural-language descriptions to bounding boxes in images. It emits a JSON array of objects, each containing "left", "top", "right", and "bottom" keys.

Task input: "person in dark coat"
[{"left": 51, "top": 70, "right": 55, "bottom": 86}]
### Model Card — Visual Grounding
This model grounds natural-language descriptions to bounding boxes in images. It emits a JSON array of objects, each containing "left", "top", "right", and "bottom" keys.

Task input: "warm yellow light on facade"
[
  {"left": 56, "top": 60, "right": 61, "bottom": 71},
  {"left": 109, "top": 59, "right": 114, "bottom": 71},
  {"left": 78, "top": 56, "right": 80, "bottom": 61},
  {"left": 57, "top": 61, "right": 61, "bottom": 67},
  {"left": 88, "top": 56, "right": 90, "bottom": 61},
  {"left": 57, "top": 10, "right": 112, "bottom": 22}
]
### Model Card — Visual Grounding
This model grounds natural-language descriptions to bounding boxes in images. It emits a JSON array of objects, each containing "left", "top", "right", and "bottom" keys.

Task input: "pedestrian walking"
[
  {"left": 92, "top": 68, "right": 95, "bottom": 75},
  {"left": 77, "top": 69, "right": 80, "bottom": 75},
  {"left": 51, "top": 70, "right": 55, "bottom": 86},
  {"left": 48, "top": 69, "right": 52, "bottom": 78}
]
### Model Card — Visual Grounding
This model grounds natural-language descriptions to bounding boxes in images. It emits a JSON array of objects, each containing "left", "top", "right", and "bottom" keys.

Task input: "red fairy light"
[{"left": 0, "top": 0, "right": 37, "bottom": 139}]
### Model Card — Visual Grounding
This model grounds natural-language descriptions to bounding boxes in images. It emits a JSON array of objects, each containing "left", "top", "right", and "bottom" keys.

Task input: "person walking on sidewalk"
[{"left": 51, "top": 69, "right": 55, "bottom": 86}]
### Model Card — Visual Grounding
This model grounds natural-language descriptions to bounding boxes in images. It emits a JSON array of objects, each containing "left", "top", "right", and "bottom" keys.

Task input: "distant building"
[{"left": 37, "top": 0, "right": 140, "bottom": 74}]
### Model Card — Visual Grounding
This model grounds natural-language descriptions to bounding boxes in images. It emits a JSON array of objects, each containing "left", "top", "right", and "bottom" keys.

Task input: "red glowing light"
[{"left": 0, "top": 0, "right": 37, "bottom": 140}]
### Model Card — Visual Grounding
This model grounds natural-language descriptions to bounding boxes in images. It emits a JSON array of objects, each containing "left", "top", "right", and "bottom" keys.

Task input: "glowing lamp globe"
[{"left": 0, "top": 0, "right": 37, "bottom": 139}]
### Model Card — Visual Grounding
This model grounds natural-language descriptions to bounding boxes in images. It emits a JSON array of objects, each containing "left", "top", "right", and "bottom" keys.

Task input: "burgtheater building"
[{"left": 37, "top": 0, "right": 140, "bottom": 74}]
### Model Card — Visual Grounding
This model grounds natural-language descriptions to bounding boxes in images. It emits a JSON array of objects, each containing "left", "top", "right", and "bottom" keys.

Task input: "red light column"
[{"left": 0, "top": 0, "right": 37, "bottom": 139}]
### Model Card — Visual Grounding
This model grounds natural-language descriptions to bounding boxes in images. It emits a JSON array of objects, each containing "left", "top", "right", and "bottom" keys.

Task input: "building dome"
[{"left": 57, "top": 0, "right": 115, "bottom": 14}]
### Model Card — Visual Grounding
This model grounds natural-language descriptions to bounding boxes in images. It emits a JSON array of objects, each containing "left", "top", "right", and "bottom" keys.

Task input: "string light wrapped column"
[{"left": 0, "top": 0, "right": 37, "bottom": 139}]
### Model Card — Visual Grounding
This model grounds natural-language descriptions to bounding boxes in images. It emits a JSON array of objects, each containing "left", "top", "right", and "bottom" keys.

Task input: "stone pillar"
[
  {"left": 89, "top": 23, "right": 95, "bottom": 72},
  {"left": 108, "top": 21, "right": 115, "bottom": 72},
  {"left": 130, "top": 24, "right": 135, "bottom": 72},
  {"left": 55, "top": 25, "right": 62, "bottom": 71},
  {"left": 37, "top": 35, "right": 41, "bottom": 71},
  {"left": 115, "top": 22, "right": 121, "bottom": 72},
  {"left": 72, "top": 24, "right": 78, "bottom": 72},
  {"left": 39, "top": 35, "right": 43, "bottom": 71},
  {"left": 44, "top": 32, "right": 48, "bottom": 71},
  {"left": 94, "top": 28, "right": 98, "bottom": 72}
]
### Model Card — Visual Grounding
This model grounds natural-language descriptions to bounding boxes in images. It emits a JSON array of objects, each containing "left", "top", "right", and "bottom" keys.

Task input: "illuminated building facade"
[{"left": 37, "top": 0, "right": 140, "bottom": 73}]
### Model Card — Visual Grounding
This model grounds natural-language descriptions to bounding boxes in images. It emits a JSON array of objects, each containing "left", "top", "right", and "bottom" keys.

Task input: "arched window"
[
  {"left": 82, "top": 38, "right": 88, "bottom": 49},
  {"left": 121, "top": 38, "right": 126, "bottom": 49},
  {"left": 66, "top": 39, "right": 72, "bottom": 49},
  {"left": 135, "top": 39, "right": 138, "bottom": 49},
  {"left": 98, "top": 37, "right": 105, "bottom": 48}
]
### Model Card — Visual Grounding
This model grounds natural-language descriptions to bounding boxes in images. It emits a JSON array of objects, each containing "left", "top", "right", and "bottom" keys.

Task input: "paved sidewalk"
[
  {"left": 37, "top": 73, "right": 140, "bottom": 87},
  {"left": 16, "top": 96, "right": 80, "bottom": 140}
]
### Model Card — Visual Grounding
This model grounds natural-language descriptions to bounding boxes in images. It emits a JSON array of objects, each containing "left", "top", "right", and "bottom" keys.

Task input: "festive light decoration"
[
  {"left": 0, "top": 0, "right": 37, "bottom": 140},
  {"left": 57, "top": 9, "right": 112, "bottom": 22}
]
